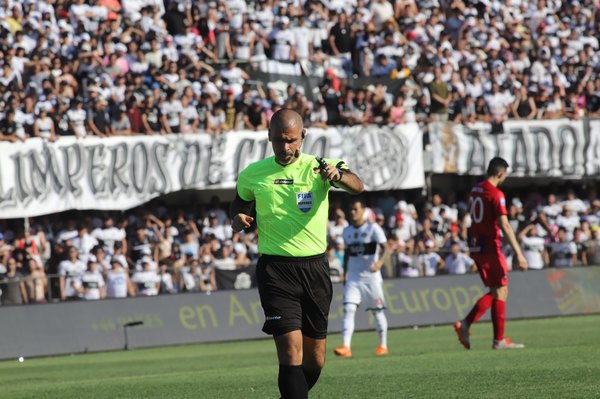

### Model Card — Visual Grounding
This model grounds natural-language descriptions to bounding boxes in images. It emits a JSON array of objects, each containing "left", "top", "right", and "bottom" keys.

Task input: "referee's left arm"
[
  {"left": 334, "top": 169, "right": 365, "bottom": 195},
  {"left": 316, "top": 161, "right": 365, "bottom": 194}
]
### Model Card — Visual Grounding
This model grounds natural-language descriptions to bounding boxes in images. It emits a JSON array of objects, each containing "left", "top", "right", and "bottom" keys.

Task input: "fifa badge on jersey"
[
  {"left": 296, "top": 192, "right": 313, "bottom": 213},
  {"left": 500, "top": 197, "right": 506, "bottom": 207}
]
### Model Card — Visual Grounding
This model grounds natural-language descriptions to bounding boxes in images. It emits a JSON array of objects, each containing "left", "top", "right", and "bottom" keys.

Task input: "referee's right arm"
[{"left": 230, "top": 192, "right": 255, "bottom": 233}]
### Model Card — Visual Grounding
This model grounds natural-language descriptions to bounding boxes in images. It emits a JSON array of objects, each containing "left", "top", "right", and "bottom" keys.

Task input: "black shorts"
[{"left": 256, "top": 253, "right": 333, "bottom": 340}]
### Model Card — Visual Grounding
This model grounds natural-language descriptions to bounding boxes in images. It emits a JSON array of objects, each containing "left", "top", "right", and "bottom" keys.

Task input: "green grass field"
[{"left": 1, "top": 315, "right": 599, "bottom": 399}]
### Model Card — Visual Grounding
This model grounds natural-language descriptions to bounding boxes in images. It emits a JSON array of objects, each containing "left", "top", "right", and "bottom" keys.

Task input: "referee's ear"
[{"left": 301, "top": 129, "right": 306, "bottom": 139}]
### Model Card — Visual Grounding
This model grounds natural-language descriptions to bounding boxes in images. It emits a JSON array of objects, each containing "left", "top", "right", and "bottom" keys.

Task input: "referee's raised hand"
[
  {"left": 232, "top": 213, "right": 254, "bottom": 233},
  {"left": 314, "top": 161, "right": 342, "bottom": 183}
]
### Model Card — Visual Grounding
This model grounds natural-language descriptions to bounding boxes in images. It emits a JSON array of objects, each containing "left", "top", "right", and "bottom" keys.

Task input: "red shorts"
[{"left": 472, "top": 250, "right": 509, "bottom": 287}]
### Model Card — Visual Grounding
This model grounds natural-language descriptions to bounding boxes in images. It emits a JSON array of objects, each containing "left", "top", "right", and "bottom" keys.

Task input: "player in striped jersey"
[{"left": 334, "top": 199, "right": 393, "bottom": 358}]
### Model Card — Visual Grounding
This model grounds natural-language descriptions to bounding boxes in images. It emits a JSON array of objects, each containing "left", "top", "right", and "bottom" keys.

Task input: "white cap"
[{"left": 114, "top": 43, "right": 127, "bottom": 53}]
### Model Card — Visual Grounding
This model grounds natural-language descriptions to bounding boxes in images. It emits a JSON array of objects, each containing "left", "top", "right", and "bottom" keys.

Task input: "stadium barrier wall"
[
  {"left": 1, "top": 267, "right": 599, "bottom": 360},
  {"left": 0, "top": 124, "right": 423, "bottom": 219}
]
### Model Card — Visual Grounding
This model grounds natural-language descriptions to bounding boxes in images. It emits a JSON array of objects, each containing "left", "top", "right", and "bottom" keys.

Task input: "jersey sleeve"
[
  {"left": 236, "top": 169, "right": 255, "bottom": 202},
  {"left": 373, "top": 224, "right": 388, "bottom": 244},
  {"left": 495, "top": 192, "right": 508, "bottom": 216}
]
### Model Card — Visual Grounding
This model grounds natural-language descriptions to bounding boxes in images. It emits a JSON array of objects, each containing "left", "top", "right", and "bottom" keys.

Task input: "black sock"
[
  {"left": 302, "top": 366, "right": 321, "bottom": 391},
  {"left": 278, "top": 365, "right": 308, "bottom": 399}
]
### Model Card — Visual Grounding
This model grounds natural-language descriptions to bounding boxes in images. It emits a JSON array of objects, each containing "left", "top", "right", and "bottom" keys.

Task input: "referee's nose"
[{"left": 283, "top": 142, "right": 294, "bottom": 155}]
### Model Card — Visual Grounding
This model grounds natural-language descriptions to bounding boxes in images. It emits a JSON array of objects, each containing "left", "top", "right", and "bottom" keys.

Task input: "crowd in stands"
[
  {"left": 1, "top": 0, "right": 600, "bottom": 142},
  {"left": 2, "top": 186, "right": 600, "bottom": 305}
]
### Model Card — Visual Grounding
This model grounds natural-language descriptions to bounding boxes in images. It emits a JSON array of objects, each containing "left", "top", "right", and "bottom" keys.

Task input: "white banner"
[
  {"left": 429, "top": 118, "right": 600, "bottom": 177},
  {"left": 0, "top": 124, "right": 423, "bottom": 218}
]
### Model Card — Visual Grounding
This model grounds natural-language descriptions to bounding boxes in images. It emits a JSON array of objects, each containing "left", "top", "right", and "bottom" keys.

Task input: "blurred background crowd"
[
  {"left": 0, "top": 0, "right": 599, "bottom": 142},
  {"left": 2, "top": 184, "right": 600, "bottom": 305}
]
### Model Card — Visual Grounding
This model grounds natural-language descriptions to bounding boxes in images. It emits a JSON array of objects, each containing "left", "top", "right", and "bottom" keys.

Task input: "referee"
[{"left": 230, "top": 109, "right": 364, "bottom": 399}]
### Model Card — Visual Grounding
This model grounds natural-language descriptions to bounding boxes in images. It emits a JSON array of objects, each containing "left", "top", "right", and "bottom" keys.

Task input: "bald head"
[
  {"left": 269, "top": 109, "right": 306, "bottom": 165},
  {"left": 269, "top": 109, "right": 304, "bottom": 135}
]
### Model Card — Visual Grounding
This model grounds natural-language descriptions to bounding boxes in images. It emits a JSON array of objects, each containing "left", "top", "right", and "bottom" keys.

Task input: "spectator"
[
  {"left": 88, "top": 98, "right": 113, "bottom": 137},
  {"left": 158, "top": 263, "right": 175, "bottom": 294},
  {"left": 485, "top": 83, "right": 512, "bottom": 134},
  {"left": 474, "top": 96, "right": 491, "bottom": 122},
  {"left": 327, "top": 245, "right": 343, "bottom": 283},
  {"left": 221, "top": 88, "right": 243, "bottom": 131},
  {"left": 180, "top": 94, "right": 200, "bottom": 133},
  {"left": 268, "top": 16, "right": 296, "bottom": 62},
  {"left": 0, "top": 258, "right": 28, "bottom": 306},
  {"left": 106, "top": 260, "right": 134, "bottom": 298},
  {"left": 220, "top": 60, "right": 249, "bottom": 96},
  {"left": 328, "top": 209, "right": 348, "bottom": 242},
  {"left": 397, "top": 240, "right": 419, "bottom": 278},
  {"left": 207, "top": 104, "right": 228, "bottom": 138},
  {"left": 161, "top": 88, "right": 183, "bottom": 134},
  {"left": 556, "top": 205, "right": 580, "bottom": 240},
  {"left": 73, "top": 225, "right": 99, "bottom": 259},
  {"left": 26, "top": 258, "right": 47, "bottom": 304},
  {"left": 58, "top": 246, "right": 86, "bottom": 301},
  {"left": 564, "top": 90, "right": 585, "bottom": 120},
  {"left": 32, "top": 108, "right": 56, "bottom": 142},
  {"left": 589, "top": 227, "right": 600, "bottom": 265},
  {"left": 141, "top": 95, "right": 164, "bottom": 135},
  {"left": 67, "top": 99, "right": 88, "bottom": 138},
  {"left": 112, "top": 105, "right": 133, "bottom": 136},
  {"left": 81, "top": 260, "right": 106, "bottom": 300},
  {"left": 309, "top": 99, "right": 329, "bottom": 128},
  {"left": 418, "top": 240, "right": 444, "bottom": 277},
  {"left": 202, "top": 212, "right": 230, "bottom": 242},
  {"left": 197, "top": 257, "right": 217, "bottom": 293},
  {"left": 234, "top": 21, "right": 257, "bottom": 63},
  {"left": 388, "top": 94, "right": 406, "bottom": 125},
  {"left": 444, "top": 242, "right": 475, "bottom": 275},
  {"left": 131, "top": 259, "right": 160, "bottom": 296},
  {"left": 543, "top": 91, "right": 565, "bottom": 119},
  {"left": 129, "top": 225, "right": 152, "bottom": 263},
  {"left": 519, "top": 224, "right": 548, "bottom": 270},
  {"left": 573, "top": 228, "right": 589, "bottom": 266},
  {"left": 293, "top": 16, "right": 313, "bottom": 62},
  {"left": 511, "top": 86, "right": 537, "bottom": 120},
  {"left": 53, "top": 99, "right": 72, "bottom": 137},
  {"left": 370, "top": 54, "right": 397, "bottom": 78},
  {"left": 428, "top": 67, "right": 451, "bottom": 122},
  {"left": 550, "top": 228, "right": 577, "bottom": 268},
  {"left": 442, "top": 224, "right": 467, "bottom": 253},
  {"left": 243, "top": 98, "right": 268, "bottom": 130},
  {"left": 180, "top": 228, "right": 201, "bottom": 260},
  {"left": 370, "top": 0, "right": 395, "bottom": 30}
]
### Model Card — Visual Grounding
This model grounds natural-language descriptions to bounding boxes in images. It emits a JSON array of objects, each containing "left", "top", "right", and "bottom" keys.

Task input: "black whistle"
[{"left": 315, "top": 156, "right": 328, "bottom": 170}]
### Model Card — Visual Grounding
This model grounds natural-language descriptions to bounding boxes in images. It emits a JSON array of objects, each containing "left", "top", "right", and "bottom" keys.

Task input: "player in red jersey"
[{"left": 454, "top": 157, "right": 528, "bottom": 349}]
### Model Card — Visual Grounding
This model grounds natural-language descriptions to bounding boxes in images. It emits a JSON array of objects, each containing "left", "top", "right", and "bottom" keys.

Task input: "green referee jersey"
[{"left": 236, "top": 153, "right": 349, "bottom": 257}]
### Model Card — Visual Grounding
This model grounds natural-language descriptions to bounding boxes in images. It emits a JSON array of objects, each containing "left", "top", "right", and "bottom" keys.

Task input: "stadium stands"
[{"left": 0, "top": 0, "right": 598, "bottom": 141}]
